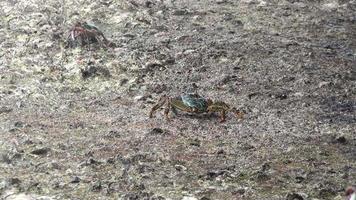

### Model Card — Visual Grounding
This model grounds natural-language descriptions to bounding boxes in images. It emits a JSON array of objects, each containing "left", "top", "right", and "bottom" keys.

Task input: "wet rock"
[{"left": 30, "top": 147, "right": 50, "bottom": 155}]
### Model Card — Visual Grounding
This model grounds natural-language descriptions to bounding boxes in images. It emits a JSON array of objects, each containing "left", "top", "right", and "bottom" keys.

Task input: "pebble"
[
  {"left": 332, "top": 135, "right": 347, "bottom": 144},
  {"left": 30, "top": 147, "right": 50, "bottom": 155},
  {"left": 70, "top": 176, "right": 81, "bottom": 183}
]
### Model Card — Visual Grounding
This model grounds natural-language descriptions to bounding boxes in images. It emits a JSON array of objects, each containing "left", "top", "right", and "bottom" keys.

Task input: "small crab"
[
  {"left": 66, "top": 22, "right": 111, "bottom": 47},
  {"left": 149, "top": 93, "right": 244, "bottom": 122},
  {"left": 346, "top": 187, "right": 355, "bottom": 200}
]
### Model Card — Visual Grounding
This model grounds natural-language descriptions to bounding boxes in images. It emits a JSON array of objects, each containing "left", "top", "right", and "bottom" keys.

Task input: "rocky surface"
[{"left": 0, "top": 0, "right": 355, "bottom": 199}]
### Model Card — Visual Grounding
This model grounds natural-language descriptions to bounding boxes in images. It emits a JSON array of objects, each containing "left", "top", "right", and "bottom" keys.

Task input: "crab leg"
[
  {"left": 231, "top": 107, "right": 244, "bottom": 119},
  {"left": 149, "top": 95, "right": 168, "bottom": 118},
  {"left": 219, "top": 110, "right": 226, "bottom": 123},
  {"left": 164, "top": 99, "right": 171, "bottom": 121}
]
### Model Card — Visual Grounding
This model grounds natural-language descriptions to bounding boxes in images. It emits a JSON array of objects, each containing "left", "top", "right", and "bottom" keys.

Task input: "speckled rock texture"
[{"left": 0, "top": 0, "right": 355, "bottom": 199}]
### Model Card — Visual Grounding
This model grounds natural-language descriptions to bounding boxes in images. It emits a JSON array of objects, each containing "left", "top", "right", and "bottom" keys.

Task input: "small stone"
[
  {"left": 30, "top": 147, "right": 50, "bottom": 155},
  {"left": 70, "top": 176, "right": 81, "bottom": 183},
  {"left": 216, "top": 149, "right": 225, "bottom": 155},
  {"left": 333, "top": 135, "right": 347, "bottom": 144},
  {"left": 175, "top": 164, "right": 187, "bottom": 171}
]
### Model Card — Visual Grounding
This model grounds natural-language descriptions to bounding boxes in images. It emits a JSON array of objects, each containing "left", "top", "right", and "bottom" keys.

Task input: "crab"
[
  {"left": 149, "top": 93, "right": 244, "bottom": 122},
  {"left": 346, "top": 187, "right": 355, "bottom": 200},
  {"left": 66, "top": 22, "right": 111, "bottom": 47}
]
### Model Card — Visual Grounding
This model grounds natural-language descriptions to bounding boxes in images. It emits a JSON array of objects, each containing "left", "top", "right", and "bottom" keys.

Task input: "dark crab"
[
  {"left": 66, "top": 22, "right": 111, "bottom": 47},
  {"left": 149, "top": 93, "right": 244, "bottom": 122}
]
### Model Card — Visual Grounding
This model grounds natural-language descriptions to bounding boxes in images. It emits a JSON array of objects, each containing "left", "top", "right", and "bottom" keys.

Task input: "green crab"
[{"left": 149, "top": 93, "right": 244, "bottom": 122}]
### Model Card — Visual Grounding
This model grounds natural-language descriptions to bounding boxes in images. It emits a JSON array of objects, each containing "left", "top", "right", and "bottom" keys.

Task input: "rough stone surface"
[{"left": 0, "top": 0, "right": 355, "bottom": 199}]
